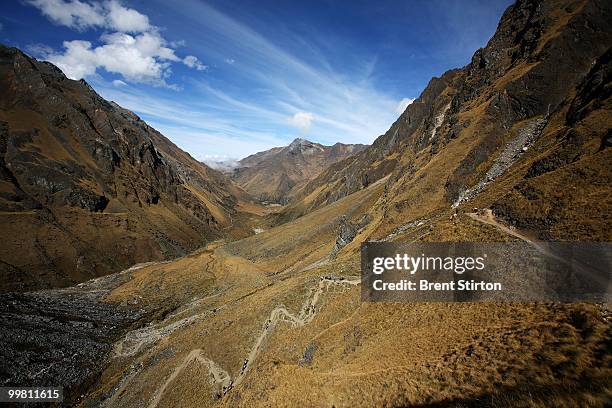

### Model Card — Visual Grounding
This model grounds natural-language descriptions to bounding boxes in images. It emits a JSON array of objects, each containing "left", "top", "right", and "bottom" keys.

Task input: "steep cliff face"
[
  {"left": 282, "top": 0, "right": 612, "bottom": 242},
  {"left": 231, "top": 138, "right": 366, "bottom": 203},
  {"left": 0, "top": 45, "right": 251, "bottom": 291}
]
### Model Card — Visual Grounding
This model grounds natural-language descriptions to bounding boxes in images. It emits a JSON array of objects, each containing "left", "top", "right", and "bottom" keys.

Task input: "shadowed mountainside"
[{"left": 0, "top": 45, "right": 258, "bottom": 291}]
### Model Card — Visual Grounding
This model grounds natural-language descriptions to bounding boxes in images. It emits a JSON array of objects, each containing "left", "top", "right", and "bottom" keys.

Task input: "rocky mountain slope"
[
  {"left": 231, "top": 138, "right": 366, "bottom": 203},
  {"left": 281, "top": 0, "right": 612, "bottom": 243},
  {"left": 0, "top": 45, "right": 256, "bottom": 291}
]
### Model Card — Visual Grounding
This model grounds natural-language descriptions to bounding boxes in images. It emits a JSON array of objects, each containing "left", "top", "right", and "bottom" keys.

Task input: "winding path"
[
  {"left": 467, "top": 209, "right": 558, "bottom": 257},
  {"left": 148, "top": 349, "right": 231, "bottom": 408},
  {"left": 147, "top": 276, "right": 360, "bottom": 407}
]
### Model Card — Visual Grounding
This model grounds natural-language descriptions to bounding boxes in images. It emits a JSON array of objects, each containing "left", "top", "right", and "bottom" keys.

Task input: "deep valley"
[{"left": 0, "top": 0, "right": 611, "bottom": 406}]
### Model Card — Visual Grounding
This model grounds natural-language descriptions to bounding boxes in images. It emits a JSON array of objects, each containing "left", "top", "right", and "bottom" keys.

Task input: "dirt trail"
[
  {"left": 466, "top": 209, "right": 558, "bottom": 257},
  {"left": 147, "top": 276, "right": 360, "bottom": 407},
  {"left": 234, "top": 277, "right": 360, "bottom": 387},
  {"left": 466, "top": 209, "right": 583, "bottom": 264},
  {"left": 147, "top": 349, "right": 231, "bottom": 408},
  {"left": 466, "top": 209, "right": 532, "bottom": 243}
]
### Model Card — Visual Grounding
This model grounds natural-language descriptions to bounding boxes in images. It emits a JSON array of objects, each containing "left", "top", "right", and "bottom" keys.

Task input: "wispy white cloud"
[
  {"left": 26, "top": 43, "right": 54, "bottom": 56},
  {"left": 26, "top": 0, "right": 150, "bottom": 32},
  {"left": 153, "top": 124, "right": 288, "bottom": 159},
  {"left": 27, "top": 0, "right": 106, "bottom": 31},
  {"left": 106, "top": 0, "right": 150, "bottom": 32},
  {"left": 94, "top": 80, "right": 289, "bottom": 156}
]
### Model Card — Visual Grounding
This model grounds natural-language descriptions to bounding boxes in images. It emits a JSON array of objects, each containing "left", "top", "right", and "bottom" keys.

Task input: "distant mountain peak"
[
  {"left": 287, "top": 138, "right": 324, "bottom": 155},
  {"left": 233, "top": 139, "right": 367, "bottom": 203},
  {"left": 289, "top": 137, "right": 308, "bottom": 145}
]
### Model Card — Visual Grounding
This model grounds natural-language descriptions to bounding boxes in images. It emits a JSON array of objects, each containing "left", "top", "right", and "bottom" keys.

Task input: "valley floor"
[{"left": 3, "top": 178, "right": 609, "bottom": 408}]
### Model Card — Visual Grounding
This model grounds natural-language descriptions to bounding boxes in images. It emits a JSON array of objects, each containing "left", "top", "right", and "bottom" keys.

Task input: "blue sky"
[{"left": 2, "top": 0, "right": 513, "bottom": 162}]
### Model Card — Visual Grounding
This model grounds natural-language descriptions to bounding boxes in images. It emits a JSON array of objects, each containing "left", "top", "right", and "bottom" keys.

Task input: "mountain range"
[{"left": 0, "top": 0, "right": 611, "bottom": 406}]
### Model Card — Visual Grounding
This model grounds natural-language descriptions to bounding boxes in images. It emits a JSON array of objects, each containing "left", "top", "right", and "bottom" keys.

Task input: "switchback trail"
[
  {"left": 147, "top": 349, "right": 231, "bottom": 408},
  {"left": 147, "top": 276, "right": 360, "bottom": 408}
]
